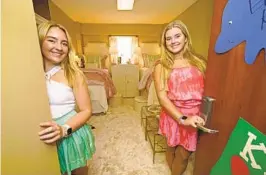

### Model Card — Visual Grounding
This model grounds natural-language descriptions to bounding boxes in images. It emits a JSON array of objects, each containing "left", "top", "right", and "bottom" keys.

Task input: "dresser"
[{"left": 111, "top": 64, "right": 139, "bottom": 97}]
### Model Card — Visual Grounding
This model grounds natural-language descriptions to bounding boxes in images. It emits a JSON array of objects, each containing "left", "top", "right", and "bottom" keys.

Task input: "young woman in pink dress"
[{"left": 153, "top": 20, "right": 206, "bottom": 175}]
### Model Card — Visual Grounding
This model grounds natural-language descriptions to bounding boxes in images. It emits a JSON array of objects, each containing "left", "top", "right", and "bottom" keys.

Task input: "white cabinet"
[{"left": 111, "top": 64, "right": 139, "bottom": 97}]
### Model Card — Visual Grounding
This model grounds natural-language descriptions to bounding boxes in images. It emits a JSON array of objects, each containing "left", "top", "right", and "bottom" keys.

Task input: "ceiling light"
[{"left": 117, "top": 0, "right": 134, "bottom": 10}]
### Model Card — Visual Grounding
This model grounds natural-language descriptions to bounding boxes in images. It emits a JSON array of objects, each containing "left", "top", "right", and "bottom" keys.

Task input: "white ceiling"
[{"left": 51, "top": 0, "right": 198, "bottom": 24}]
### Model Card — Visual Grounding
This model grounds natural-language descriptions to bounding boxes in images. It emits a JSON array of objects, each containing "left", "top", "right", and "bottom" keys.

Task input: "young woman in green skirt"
[{"left": 38, "top": 21, "right": 95, "bottom": 175}]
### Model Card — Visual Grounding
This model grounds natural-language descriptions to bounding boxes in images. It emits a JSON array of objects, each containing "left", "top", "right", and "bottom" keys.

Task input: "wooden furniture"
[
  {"left": 111, "top": 64, "right": 139, "bottom": 97},
  {"left": 194, "top": 0, "right": 266, "bottom": 174}
]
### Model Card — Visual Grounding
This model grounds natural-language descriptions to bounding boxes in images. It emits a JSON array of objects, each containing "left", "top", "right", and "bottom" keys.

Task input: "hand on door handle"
[{"left": 196, "top": 123, "right": 219, "bottom": 134}]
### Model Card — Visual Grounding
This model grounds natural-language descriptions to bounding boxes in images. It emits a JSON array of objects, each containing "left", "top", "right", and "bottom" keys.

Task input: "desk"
[{"left": 88, "top": 85, "right": 108, "bottom": 114}]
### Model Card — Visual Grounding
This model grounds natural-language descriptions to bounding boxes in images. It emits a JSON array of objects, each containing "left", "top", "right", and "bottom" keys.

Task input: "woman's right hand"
[
  {"left": 38, "top": 121, "right": 63, "bottom": 144},
  {"left": 182, "top": 115, "right": 205, "bottom": 128}
]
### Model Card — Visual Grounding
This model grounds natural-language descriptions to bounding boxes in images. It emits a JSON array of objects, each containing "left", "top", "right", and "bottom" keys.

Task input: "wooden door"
[
  {"left": 194, "top": 0, "right": 266, "bottom": 174},
  {"left": 2, "top": 0, "right": 60, "bottom": 174}
]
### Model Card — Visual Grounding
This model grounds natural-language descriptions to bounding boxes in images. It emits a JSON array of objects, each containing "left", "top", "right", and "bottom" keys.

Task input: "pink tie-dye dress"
[{"left": 159, "top": 66, "right": 204, "bottom": 151}]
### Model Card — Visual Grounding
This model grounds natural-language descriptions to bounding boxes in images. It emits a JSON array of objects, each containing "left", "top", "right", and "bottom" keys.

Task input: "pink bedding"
[
  {"left": 81, "top": 68, "right": 116, "bottom": 98},
  {"left": 138, "top": 67, "right": 153, "bottom": 92}
]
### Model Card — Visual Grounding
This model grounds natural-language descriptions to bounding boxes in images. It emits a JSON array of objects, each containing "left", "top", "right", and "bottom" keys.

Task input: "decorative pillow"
[
  {"left": 85, "top": 63, "right": 98, "bottom": 69},
  {"left": 142, "top": 53, "right": 149, "bottom": 68},
  {"left": 142, "top": 54, "right": 160, "bottom": 68},
  {"left": 85, "top": 55, "right": 102, "bottom": 68},
  {"left": 86, "top": 55, "right": 100, "bottom": 63}
]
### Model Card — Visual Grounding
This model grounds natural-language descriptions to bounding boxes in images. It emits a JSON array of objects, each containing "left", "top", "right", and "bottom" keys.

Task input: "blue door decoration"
[{"left": 215, "top": 0, "right": 266, "bottom": 64}]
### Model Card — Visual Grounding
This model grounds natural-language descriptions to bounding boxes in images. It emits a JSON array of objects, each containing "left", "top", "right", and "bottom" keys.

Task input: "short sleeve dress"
[{"left": 159, "top": 66, "right": 204, "bottom": 151}]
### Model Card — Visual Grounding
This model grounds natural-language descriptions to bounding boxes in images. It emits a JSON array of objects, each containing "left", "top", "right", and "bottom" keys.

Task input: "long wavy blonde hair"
[
  {"left": 159, "top": 20, "right": 206, "bottom": 90},
  {"left": 38, "top": 21, "right": 84, "bottom": 88}
]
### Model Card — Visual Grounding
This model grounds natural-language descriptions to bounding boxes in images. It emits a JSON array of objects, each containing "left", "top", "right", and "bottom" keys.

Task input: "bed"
[
  {"left": 82, "top": 68, "right": 116, "bottom": 99},
  {"left": 88, "top": 84, "right": 108, "bottom": 114},
  {"left": 83, "top": 42, "right": 111, "bottom": 71},
  {"left": 138, "top": 43, "right": 161, "bottom": 105},
  {"left": 81, "top": 42, "right": 115, "bottom": 113},
  {"left": 81, "top": 68, "right": 116, "bottom": 114}
]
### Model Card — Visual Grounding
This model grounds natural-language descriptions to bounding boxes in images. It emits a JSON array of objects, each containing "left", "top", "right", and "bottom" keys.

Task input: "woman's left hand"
[
  {"left": 192, "top": 115, "right": 205, "bottom": 126},
  {"left": 38, "top": 121, "right": 63, "bottom": 144}
]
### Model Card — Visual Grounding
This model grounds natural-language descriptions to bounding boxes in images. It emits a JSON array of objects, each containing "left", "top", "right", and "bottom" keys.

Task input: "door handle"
[
  {"left": 200, "top": 96, "right": 216, "bottom": 122},
  {"left": 198, "top": 96, "right": 218, "bottom": 134}
]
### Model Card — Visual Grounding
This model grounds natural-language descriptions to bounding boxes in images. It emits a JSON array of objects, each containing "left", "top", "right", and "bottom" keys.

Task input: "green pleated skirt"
[{"left": 54, "top": 110, "right": 96, "bottom": 175}]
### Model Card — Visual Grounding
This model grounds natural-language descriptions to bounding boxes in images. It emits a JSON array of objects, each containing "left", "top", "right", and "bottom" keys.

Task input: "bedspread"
[
  {"left": 138, "top": 67, "right": 153, "bottom": 92},
  {"left": 81, "top": 68, "right": 116, "bottom": 98}
]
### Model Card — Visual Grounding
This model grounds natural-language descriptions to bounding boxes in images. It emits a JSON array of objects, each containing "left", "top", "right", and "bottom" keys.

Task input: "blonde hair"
[
  {"left": 159, "top": 20, "right": 206, "bottom": 90},
  {"left": 38, "top": 21, "right": 84, "bottom": 88}
]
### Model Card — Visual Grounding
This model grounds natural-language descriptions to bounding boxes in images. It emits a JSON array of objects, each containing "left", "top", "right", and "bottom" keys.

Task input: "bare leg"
[
  {"left": 166, "top": 146, "right": 176, "bottom": 169},
  {"left": 183, "top": 152, "right": 195, "bottom": 175},
  {"left": 171, "top": 146, "right": 191, "bottom": 175},
  {"left": 71, "top": 166, "right": 88, "bottom": 175}
]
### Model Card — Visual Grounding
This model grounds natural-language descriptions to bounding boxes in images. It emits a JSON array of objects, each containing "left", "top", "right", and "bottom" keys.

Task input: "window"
[
  {"left": 109, "top": 36, "right": 139, "bottom": 64},
  {"left": 116, "top": 36, "right": 132, "bottom": 64}
]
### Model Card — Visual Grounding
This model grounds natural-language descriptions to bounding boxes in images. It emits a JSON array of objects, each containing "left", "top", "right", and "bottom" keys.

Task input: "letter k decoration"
[{"left": 210, "top": 118, "right": 266, "bottom": 175}]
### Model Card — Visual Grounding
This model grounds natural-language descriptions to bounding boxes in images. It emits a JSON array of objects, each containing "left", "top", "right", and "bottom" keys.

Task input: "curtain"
[
  {"left": 109, "top": 36, "right": 118, "bottom": 64},
  {"left": 131, "top": 36, "right": 140, "bottom": 64}
]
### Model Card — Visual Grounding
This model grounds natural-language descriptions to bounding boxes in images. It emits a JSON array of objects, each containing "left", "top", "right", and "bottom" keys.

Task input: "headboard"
[
  {"left": 139, "top": 43, "right": 161, "bottom": 68},
  {"left": 83, "top": 42, "right": 110, "bottom": 69}
]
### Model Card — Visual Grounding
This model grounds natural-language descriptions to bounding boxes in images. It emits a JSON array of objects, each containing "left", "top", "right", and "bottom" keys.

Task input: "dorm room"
[
  {"left": 4, "top": 0, "right": 214, "bottom": 174},
  {"left": 7, "top": 0, "right": 266, "bottom": 175},
  {"left": 75, "top": 39, "right": 162, "bottom": 114},
  {"left": 17, "top": 0, "right": 214, "bottom": 174}
]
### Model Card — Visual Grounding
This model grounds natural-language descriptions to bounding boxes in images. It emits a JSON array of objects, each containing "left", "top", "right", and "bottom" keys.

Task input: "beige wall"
[
  {"left": 80, "top": 0, "right": 213, "bottom": 52},
  {"left": 173, "top": 0, "right": 214, "bottom": 58},
  {"left": 48, "top": 0, "right": 82, "bottom": 54},
  {"left": 2, "top": 0, "right": 60, "bottom": 174},
  {"left": 47, "top": 0, "right": 213, "bottom": 57},
  {"left": 81, "top": 23, "right": 164, "bottom": 46}
]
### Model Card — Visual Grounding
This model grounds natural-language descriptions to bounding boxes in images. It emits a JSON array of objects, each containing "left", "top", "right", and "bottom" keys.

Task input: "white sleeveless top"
[{"left": 45, "top": 66, "right": 76, "bottom": 119}]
